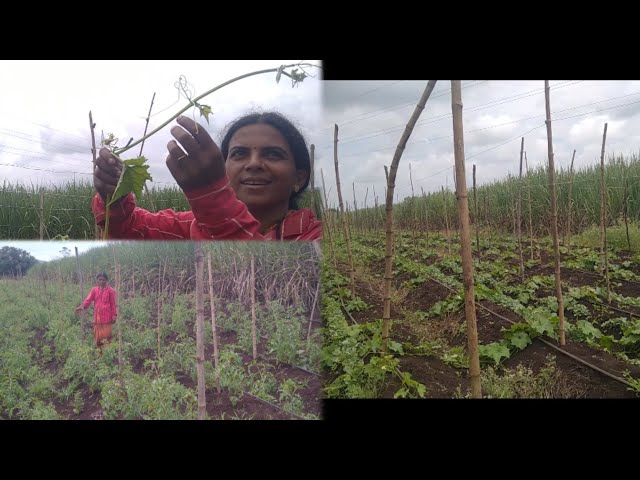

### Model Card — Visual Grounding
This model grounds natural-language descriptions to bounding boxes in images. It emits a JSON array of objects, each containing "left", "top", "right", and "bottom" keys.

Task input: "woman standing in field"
[{"left": 75, "top": 272, "right": 117, "bottom": 353}]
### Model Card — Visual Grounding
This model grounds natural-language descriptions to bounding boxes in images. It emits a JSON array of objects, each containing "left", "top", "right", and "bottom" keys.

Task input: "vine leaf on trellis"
[{"left": 108, "top": 156, "right": 153, "bottom": 206}]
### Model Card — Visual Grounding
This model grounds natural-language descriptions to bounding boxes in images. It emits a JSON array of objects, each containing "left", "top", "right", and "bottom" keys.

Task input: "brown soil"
[{"left": 331, "top": 243, "right": 640, "bottom": 399}]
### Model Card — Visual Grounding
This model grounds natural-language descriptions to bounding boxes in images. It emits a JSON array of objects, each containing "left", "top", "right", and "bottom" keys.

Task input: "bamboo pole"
[
  {"left": 194, "top": 242, "right": 207, "bottom": 419},
  {"left": 382, "top": 80, "right": 438, "bottom": 352},
  {"left": 139, "top": 92, "right": 156, "bottom": 211},
  {"left": 41, "top": 271, "right": 52, "bottom": 330},
  {"left": 410, "top": 163, "right": 418, "bottom": 243},
  {"left": 600, "top": 123, "right": 611, "bottom": 303},
  {"left": 57, "top": 264, "right": 64, "bottom": 339},
  {"left": 566, "top": 149, "right": 576, "bottom": 252},
  {"left": 442, "top": 186, "right": 452, "bottom": 256},
  {"left": 525, "top": 152, "right": 535, "bottom": 260},
  {"left": 310, "top": 143, "right": 316, "bottom": 217},
  {"left": 517, "top": 137, "right": 525, "bottom": 280},
  {"left": 116, "top": 263, "right": 122, "bottom": 375},
  {"left": 207, "top": 252, "right": 220, "bottom": 393},
  {"left": 510, "top": 175, "right": 517, "bottom": 243},
  {"left": 306, "top": 277, "right": 321, "bottom": 348},
  {"left": 75, "top": 247, "right": 84, "bottom": 342},
  {"left": 157, "top": 287, "right": 162, "bottom": 360},
  {"left": 352, "top": 182, "right": 359, "bottom": 236},
  {"left": 39, "top": 188, "right": 44, "bottom": 240},
  {"left": 251, "top": 253, "right": 258, "bottom": 361},
  {"left": 544, "top": 80, "right": 566, "bottom": 345},
  {"left": 156, "top": 261, "right": 165, "bottom": 361},
  {"left": 89, "top": 111, "right": 101, "bottom": 239},
  {"left": 333, "top": 124, "right": 355, "bottom": 296},
  {"left": 624, "top": 168, "right": 631, "bottom": 250},
  {"left": 363, "top": 187, "right": 370, "bottom": 233},
  {"left": 421, "top": 187, "right": 429, "bottom": 247},
  {"left": 473, "top": 164, "right": 480, "bottom": 255},
  {"left": 320, "top": 168, "right": 337, "bottom": 268},
  {"left": 110, "top": 245, "right": 122, "bottom": 373},
  {"left": 451, "top": 80, "right": 482, "bottom": 398}
]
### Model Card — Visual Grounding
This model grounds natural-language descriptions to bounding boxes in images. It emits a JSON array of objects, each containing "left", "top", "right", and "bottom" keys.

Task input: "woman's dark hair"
[
  {"left": 96, "top": 272, "right": 108, "bottom": 281},
  {"left": 220, "top": 111, "right": 310, "bottom": 209}
]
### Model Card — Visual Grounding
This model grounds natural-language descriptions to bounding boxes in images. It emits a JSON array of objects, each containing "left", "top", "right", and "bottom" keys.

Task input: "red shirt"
[
  {"left": 92, "top": 176, "right": 322, "bottom": 241},
  {"left": 82, "top": 285, "right": 117, "bottom": 324}
]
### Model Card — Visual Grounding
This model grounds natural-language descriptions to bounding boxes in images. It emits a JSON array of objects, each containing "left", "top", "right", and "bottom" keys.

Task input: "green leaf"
[
  {"left": 598, "top": 335, "right": 615, "bottom": 350},
  {"left": 198, "top": 105, "right": 213, "bottom": 124},
  {"left": 108, "top": 156, "right": 152, "bottom": 206},
  {"left": 517, "top": 292, "right": 531, "bottom": 304},
  {"left": 576, "top": 320, "right": 602, "bottom": 340},
  {"left": 388, "top": 340, "right": 404, "bottom": 355},
  {"left": 527, "top": 311, "right": 556, "bottom": 337},
  {"left": 394, "top": 388, "right": 408, "bottom": 399},
  {"left": 369, "top": 336, "right": 382, "bottom": 353},
  {"left": 479, "top": 343, "right": 511, "bottom": 365},
  {"left": 508, "top": 331, "right": 531, "bottom": 350}
]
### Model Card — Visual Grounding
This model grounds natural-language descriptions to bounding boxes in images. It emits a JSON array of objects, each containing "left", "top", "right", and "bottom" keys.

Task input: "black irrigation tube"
[
  {"left": 475, "top": 302, "right": 634, "bottom": 388},
  {"left": 422, "top": 273, "right": 634, "bottom": 389}
]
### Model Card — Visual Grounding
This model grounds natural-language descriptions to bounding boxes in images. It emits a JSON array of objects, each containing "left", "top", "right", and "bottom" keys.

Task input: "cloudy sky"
[
  {"left": 319, "top": 80, "right": 640, "bottom": 207},
  {"left": 0, "top": 60, "right": 322, "bottom": 188},
  {"left": 0, "top": 240, "right": 106, "bottom": 261}
]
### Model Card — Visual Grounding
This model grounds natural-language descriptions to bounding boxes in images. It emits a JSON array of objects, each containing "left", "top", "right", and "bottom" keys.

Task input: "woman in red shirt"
[
  {"left": 75, "top": 272, "right": 117, "bottom": 352},
  {"left": 92, "top": 112, "right": 321, "bottom": 240}
]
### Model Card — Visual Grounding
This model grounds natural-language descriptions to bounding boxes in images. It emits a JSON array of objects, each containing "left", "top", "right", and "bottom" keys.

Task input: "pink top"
[
  {"left": 82, "top": 285, "right": 117, "bottom": 324},
  {"left": 92, "top": 175, "right": 322, "bottom": 240}
]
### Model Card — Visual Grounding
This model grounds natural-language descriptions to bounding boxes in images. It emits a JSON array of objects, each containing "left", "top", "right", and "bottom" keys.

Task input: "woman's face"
[{"left": 226, "top": 124, "right": 307, "bottom": 216}]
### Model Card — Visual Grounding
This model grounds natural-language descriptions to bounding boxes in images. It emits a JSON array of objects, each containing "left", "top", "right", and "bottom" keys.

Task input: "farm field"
[
  {"left": 322, "top": 229, "right": 640, "bottom": 399},
  {"left": 0, "top": 241, "right": 322, "bottom": 419},
  {"left": 320, "top": 81, "right": 640, "bottom": 399}
]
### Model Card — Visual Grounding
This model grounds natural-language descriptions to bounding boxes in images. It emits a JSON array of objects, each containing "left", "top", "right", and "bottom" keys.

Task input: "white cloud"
[
  {"left": 0, "top": 60, "right": 322, "bottom": 188},
  {"left": 320, "top": 80, "right": 640, "bottom": 206}
]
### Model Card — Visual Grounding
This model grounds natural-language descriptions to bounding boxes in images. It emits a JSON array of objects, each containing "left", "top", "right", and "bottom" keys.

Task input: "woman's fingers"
[
  {"left": 165, "top": 117, "right": 225, "bottom": 191},
  {"left": 176, "top": 116, "right": 216, "bottom": 150},
  {"left": 94, "top": 148, "right": 123, "bottom": 198}
]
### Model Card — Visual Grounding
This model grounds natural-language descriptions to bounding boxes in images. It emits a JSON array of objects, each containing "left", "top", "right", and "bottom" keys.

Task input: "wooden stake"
[
  {"left": 517, "top": 137, "right": 525, "bottom": 280},
  {"left": 194, "top": 242, "right": 207, "bottom": 419},
  {"left": 544, "top": 80, "right": 566, "bottom": 345},
  {"left": 250, "top": 253, "right": 258, "bottom": 361},
  {"left": 75, "top": 246, "right": 84, "bottom": 342},
  {"left": 473, "top": 164, "right": 480, "bottom": 255},
  {"left": 600, "top": 123, "right": 611, "bottom": 303},
  {"left": 382, "top": 80, "right": 438, "bottom": 353},
  {"left": 451, "top": 80, "right": 482, "bottom": 398},
  {"left": 525, "top": 152, "right": 535, "bottom": 261},
  {"left": 207, "top": 252, "right": 220, "bottom": 393},
  {"left": 333, "top": 124, "right": 356, "bottom": 296},
  {"left": 566, "top": 149, "right": 576, "bottom": 252}
]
